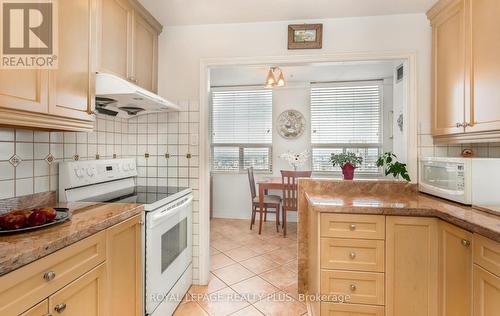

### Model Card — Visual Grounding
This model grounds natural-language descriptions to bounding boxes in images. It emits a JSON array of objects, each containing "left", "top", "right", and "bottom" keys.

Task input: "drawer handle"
[
  {"left": 43, "top": 271, "right": 56, "bottom": 281},
  {"left": 461, "top": 239, "right": 471, "bottom": 247},
  {"left": 349, "top": 224, "right": 357, "bottom": 231},
  {"left": 350, "top": 284, "right": 357, "bottom": 291},
  {"left": 54, "top": 303, "right": 66, "bottom": 313},
  {"left": 349, "top": 252, "right": 357, "bottom": 259}
]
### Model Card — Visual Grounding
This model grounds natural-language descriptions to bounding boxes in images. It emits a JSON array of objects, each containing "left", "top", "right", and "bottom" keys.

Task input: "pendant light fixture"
[{"left": 265, "top": 67, "right": 286, "bottom": 88}]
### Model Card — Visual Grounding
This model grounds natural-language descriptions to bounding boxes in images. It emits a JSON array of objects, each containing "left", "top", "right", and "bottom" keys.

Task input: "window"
[
  {"left": 310, "top": 81, "right": 383, "bottom": 175},
  {"left": 210, "top": 87, "right": 272, "bottom": 172}
]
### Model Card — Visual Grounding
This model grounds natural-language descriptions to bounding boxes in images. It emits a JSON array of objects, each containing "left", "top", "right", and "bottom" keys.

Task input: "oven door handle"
[{"left": 151, "top": 196, "right": 193, "bottom": 225}]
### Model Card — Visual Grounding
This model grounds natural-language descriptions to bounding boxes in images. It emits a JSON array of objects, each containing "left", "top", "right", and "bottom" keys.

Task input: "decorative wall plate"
[{"left": 277, "top": 110, "right": 306, "bottom": 139}]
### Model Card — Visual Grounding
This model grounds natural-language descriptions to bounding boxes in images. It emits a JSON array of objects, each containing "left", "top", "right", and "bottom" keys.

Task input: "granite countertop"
[
  {"left": 305, "top": 192, "right": 500, "bottom": 242},
  {"left": 0, "top": 201, "right": 143, "bottom": 276}
]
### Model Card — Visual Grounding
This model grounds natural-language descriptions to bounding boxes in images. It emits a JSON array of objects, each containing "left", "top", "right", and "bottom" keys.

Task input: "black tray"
[{"left": 0, "top": 208, "right": 71, "bottom": 234}]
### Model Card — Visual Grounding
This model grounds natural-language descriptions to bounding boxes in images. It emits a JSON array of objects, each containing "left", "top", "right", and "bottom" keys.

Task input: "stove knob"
[
  {"left": 75, "top": 169, "right": 83, "bottom": 178},
  {"left": 87, "top": 168, "right": 95, "bottom": 177},
  {"left": 123, "top": 164, "right": 129, "bottom": 171},
  {"left": 129, "top": 163, "right": 136, "bottom": 171}
]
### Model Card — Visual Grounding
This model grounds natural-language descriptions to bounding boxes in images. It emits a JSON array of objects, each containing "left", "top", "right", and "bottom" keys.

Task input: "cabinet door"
[
  {"left": 98, "top": 0, "right": 132, "bottom": 80},
  {"left": 49, "top": 0, "right": 95, "bottom": 121},
  {"left": 438, "top": 221, "right": 473, "bottom": 316},
  {"left": 19, "top": 300, "right": 49, "bottom": 316},
  {"left": 473, "top": 264, "right": 500, "bottom": 316},
  {"left": 467, "top": 0, "right": 500, "bottom": 133},
  {"left": 0, "top": 70, "right": 49, "bottom": 113},
  {"left": 386, "top": 216, "right": 439, "bottom": 316},
  {"left": 132, "top": 13, "right": 158, "bottom": 92},
  {"left": 431, "top": 0, "right": 467, "bottom": 136},
  {"left": 106, "top": 215, "right": 143, "bottom": 316},
  {"left": 49, "top": 263, "right": 106, "bottom": 316}
]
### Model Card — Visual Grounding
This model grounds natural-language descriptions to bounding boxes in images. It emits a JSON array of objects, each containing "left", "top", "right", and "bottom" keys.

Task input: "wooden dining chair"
[
  {"left": 281, "top": 170, "right": 312, "bottom": 237},
  {"left": 247, "top": 167, "right": 281, "bottom": 232}
]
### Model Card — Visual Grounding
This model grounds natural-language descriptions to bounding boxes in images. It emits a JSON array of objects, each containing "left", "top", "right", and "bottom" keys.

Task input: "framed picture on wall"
[{"left": 288, "top": 24, "right": 323, "bottom": 49}]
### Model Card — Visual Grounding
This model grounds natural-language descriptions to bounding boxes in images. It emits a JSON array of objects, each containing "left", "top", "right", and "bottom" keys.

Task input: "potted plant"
[
  {"left": 330, "top": 152, "right": 363, "bottom": 180},
  {"left": 376, "top": 152, "right": 411, "bottom": 182}
]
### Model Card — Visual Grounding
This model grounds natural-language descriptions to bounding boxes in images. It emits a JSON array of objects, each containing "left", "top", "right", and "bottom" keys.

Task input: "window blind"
[
  {"left": 310, "top": 81, "right": 383, "bottom": 174},
  {"left": 210, "top": 87, "right": 273, "bottom": 172}
]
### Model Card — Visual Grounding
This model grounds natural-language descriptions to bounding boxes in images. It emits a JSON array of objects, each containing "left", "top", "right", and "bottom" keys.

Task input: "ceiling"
[
  {"left": 139, "top": 0, "right": 438, "bottom": 26},
  {"left": 210, "top": 60, "right": 401, "bottom": 87}
]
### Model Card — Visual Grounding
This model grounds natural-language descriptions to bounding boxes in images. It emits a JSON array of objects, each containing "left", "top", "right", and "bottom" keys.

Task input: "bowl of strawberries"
[{"left": 0, "top": 207, "right": 70, "bottom": 234}]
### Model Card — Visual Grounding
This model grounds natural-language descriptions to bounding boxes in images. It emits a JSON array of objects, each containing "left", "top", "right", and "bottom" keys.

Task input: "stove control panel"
[{"left": 59, "top": 158, "right": 138, "bottom": 194}]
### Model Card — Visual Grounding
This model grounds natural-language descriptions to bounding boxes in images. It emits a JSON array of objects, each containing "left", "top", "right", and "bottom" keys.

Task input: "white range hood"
[{"left": 95, "top": 73, "right": 179, "bottom": 118}]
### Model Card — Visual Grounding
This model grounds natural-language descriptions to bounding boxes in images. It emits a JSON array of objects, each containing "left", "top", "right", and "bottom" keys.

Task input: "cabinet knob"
[
  {"left": 43, "top": 271, "right": 56, "bottom": 281},
  {"left": 128, "top": 77, "right": 138, "bottom": 83},
  {"left": 54, "top": 303, "right": 66, "bottom": 313},
  {"left": 456, "top": 122, "right": 464, "bottom": 128},
  {"left": 461, "top": 239, "right": 471, "bottom": 247},
  {"left": 350, "top": 284, "right": 357, "bottom": 291},
  {"left": 349, "top": 224, "right": 356, "bottom": 231},
  {"left": 349, "top": 252, "right": 357, "bottom": 259}
]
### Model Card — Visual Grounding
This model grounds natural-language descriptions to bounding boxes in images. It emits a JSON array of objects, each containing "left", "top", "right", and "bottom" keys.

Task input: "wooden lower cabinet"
[
  {"left": 0, "top": 214, "right": 143, "bottom": 316},
  {"left": 385, "top": 216, "right": 439, "bottom": 316},
  {"left": 19, "top": 300, "right": 49, "bottom": 316},
  {"left": 49, "top": 263, "right": 106, "bottom": 316},
  {"left": 438, "top": 221, "right": 473, "bottom": 316},
  {"left": 106, "top": 215, "right": 143, "bottom": 316},
  {"left": 320, "top": 303, "right": 384, "bottom": 316},
  {"left": 473, "top": 264, "right": 500, "bottom": 316}
]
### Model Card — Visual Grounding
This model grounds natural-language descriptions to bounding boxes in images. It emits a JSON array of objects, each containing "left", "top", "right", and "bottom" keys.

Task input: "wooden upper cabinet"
[
  {"left": 98, "top": 0, "right": 133, "bottom": 79},
  {"left": 49, "top": 0, "right": 96, "bottom": 121},
  {"left": 438, "top": 221, "right": 473, "bottom": 316},
  {"left": 467, "top": 0, "right": 500, "bottom": 133},
  {"left": 429, "top": 0, "right": 500, "bottom": 141},
  {"left": 99, "top": 0, "right": 161, "bottom": 92},
  {"left": 430, "top": 0, "right": 466, "bottom": 136},
  {"left": 133, "top": 13, "right": 158, "bottom": 93},
  {"left": 0, "top": 70, "right": 49, "bottom": 114}
]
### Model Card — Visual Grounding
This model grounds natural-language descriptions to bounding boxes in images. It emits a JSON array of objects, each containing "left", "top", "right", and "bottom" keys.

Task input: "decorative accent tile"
[
  {"left": 9, "top": 154, "right": 21, "bottom": 167},
  {"left": 45, "top": 154, "right": 54, "bottom": 165},
  {"left": 73, "top": 154, "right": 80, "bottom": 161}
]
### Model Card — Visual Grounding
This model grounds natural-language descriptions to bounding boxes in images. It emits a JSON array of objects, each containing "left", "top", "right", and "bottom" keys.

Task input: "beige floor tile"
[
  {"left": 189, "top": 273, "right": 227, "bottom": 296},
  {"left": 197, "top": 287, "right": 250, "bottom": 316},
  {"left": 212, "top": 238, "right": 243, "bottom": 252},
  {"left": 239, "top": 255, "right": 280, "bottom": 275},
  {"left": 253, "top": 292, "right": 307, "bottom": 316},
  {"left": 283, "top": 260, "right": 298, "bottom": 273},
  {"left": 260, "top": 266, "right": 298, "bottom": 289},
  {"left": 213, "top": 263, "right": 255, "bottom": 285},
  {"left": 230, "top": 276, "right": 280, "bottom": 303},
  {"left": 230, "top": 305, "right": 264, "bottom": 316},
  {"left": 262, "top": 248, "right": 297, "bottom": 265},
  {"left": 211, "top": 247, "right": 221, "bottom": 255},
  {"left": 245, "top": 242, "right": 280, "bottom": 255},
  {"left": 173, "top": 301, "right": 209, "bottom": 316},
  {"left": 211, "top": 253, "right": 236, "bottom": 271},
  {"left": 224, "top": 246, "right": 259, "bottom": 262}
]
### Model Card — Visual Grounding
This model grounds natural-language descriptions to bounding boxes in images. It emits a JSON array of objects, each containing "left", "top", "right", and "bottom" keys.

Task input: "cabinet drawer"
[
  {"left": 321, "top": 270, "right": 385, "bottom": 306},
  {"left": 321, "top": 214, "right": 385, "bottom": 240},
  {"left": 321, "top": 302, "right": 385, "bottom": 316},
  {"left": 473, "top": 234, "right": 500, "bottom": 277},
  {"left": 321, "top": 238, "right": 385, "bottom": 272},
  {"left": 0, "top": 231, "right": 106, "bottom": 315}
]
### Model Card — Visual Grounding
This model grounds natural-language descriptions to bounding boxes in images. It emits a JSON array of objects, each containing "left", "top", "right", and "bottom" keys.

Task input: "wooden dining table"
[{"left": 256, "top": 177, "right": 284, "bottom": 234}]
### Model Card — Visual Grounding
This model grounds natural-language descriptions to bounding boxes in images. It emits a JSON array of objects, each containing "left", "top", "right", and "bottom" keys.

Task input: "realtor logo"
[{"left": 1, "top": 0, "right": 58, "bottom": 69}]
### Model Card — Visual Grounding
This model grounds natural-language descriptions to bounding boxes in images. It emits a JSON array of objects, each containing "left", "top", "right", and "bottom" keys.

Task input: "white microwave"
[{"left": 419, "top": 157, "right": 500, "bottom": 206}]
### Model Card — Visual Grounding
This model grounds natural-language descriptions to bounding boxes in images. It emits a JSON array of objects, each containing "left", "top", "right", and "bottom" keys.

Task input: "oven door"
[
  {"left": 419, "top": 158, "right": 471, "bottom": 204},
  {"left": 145, "top": 194, "right": 192, "bottom": 315}
]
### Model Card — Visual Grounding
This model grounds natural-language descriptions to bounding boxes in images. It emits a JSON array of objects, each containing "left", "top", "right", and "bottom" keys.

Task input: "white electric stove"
[{"left": 59, "top": 158, "right": 192, "bottom": 316}]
